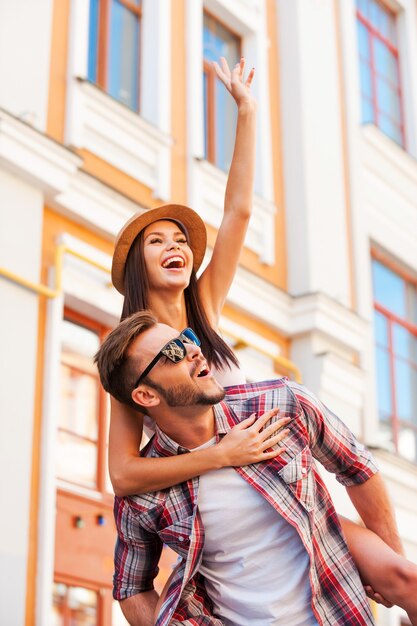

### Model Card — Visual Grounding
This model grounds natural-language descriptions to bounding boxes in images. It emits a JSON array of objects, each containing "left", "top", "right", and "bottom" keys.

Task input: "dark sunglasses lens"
[
  {"left": 181, "top": 328, "right": 200, "bottom": 346},
  {"left": 161, "top": 339, "right": 186, "bottom": 362}
]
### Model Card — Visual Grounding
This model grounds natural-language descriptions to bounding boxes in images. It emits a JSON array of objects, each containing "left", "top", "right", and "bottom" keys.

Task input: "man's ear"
[{"left": 131, "top": 385, "right": 161, "bottom": 410}]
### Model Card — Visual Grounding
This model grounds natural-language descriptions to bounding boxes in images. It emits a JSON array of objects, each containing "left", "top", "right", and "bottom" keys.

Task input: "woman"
[
  {"left": 109, "top": 57, "right": 278, "bottom": 495},
  {"left": 109, "top": 58, "right": 417, "bottom": 622}
]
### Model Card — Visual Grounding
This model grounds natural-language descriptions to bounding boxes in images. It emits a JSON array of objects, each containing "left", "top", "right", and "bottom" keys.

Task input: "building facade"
[{"left": 0, "top": 0, "right": 416, "bottom": 624}]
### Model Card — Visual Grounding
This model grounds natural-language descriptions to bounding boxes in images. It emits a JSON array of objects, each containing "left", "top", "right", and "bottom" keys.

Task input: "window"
[
  {"left": 88, "top": 0, "right": 142, "bottom": 111},
  {"left": 373, "top": 257, "right": 417, "bottom": 462},
  {"left": 203, "top": 12, "right": 241, "bottom": 171},
  {"left": 356, "top": 0, "right": 404, "bottom": 146},
  {"left": 52, "top": 583, "right": 98, "bottom": 626},
  {"left": 57, "top": 311, "right": 111, "bottom": 493},
  {"left": 52, "top": 581, "right": 126, "bottom": 626}
]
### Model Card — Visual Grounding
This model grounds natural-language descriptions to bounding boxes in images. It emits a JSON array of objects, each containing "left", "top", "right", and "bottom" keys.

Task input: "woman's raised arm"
[
  {"left": 199, "top": 57, "right": 257, "bottom": 325},
  {"left": 109, "top": 401, "right": 289, "bottom": 496}
]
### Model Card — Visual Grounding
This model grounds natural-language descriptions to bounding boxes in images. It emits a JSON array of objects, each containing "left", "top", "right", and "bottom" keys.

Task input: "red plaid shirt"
[{"left": 114, "top": 379, "right": 378, "bottom": 625}]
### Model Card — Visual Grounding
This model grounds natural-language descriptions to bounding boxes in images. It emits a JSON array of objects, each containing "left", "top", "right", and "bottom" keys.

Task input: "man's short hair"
[{"left": 94, "top": 310, "right": 158, "bottom": 409}]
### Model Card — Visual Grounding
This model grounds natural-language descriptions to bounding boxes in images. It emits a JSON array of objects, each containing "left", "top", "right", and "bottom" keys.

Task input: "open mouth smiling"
[
  {"left": 162, "top": 256, "right": 185, "bottom": 269},
  {"left": 196, "top": 364, "right": 210, "bottom": 378}
]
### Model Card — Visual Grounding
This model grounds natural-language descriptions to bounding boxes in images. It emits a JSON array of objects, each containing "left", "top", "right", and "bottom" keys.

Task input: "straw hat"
[{"left": 111, "top": 204, "right": 207, "bottom": 294}]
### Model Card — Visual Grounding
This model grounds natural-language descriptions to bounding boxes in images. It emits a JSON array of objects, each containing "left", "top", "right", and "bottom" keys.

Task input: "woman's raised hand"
[
  {"left": 216, "top": 408, "right": 290, "bottom": 467},
  {"left": 212, "top": 56, "right": 256, "bottom": 108}
]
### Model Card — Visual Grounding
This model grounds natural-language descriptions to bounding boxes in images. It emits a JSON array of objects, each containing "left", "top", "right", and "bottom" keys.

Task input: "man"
[{"left": 95, "top": 311, "right": 403, "bottom": 626}]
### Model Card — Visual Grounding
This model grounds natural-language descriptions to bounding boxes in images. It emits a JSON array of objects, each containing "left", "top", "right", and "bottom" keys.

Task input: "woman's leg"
[{"left": 340, "top": 515, "right": 417, "bottom": 625}]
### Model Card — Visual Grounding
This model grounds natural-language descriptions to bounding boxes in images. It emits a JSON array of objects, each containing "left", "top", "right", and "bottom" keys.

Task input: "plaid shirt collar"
[{"left": 153, "top": 401, "right": 232, "bottom": 456}]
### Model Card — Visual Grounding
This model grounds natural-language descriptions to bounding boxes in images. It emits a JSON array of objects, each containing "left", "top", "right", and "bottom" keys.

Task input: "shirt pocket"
[
  {"left": 278, "top": 446, "right": 316, "bottom": 512},
  {"left": 158, "top": 515, "right": 193, "bottom": 559}
]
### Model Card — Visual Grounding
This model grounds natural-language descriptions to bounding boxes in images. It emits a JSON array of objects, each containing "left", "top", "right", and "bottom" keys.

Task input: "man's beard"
[{"left": 146, "top": 379, "right": 225, "bottom": 407}]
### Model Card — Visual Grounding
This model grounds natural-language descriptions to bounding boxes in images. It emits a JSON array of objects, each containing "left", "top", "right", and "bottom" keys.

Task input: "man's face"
[{"left": 131, "top": 323, "right": 226, "bottom": 408}]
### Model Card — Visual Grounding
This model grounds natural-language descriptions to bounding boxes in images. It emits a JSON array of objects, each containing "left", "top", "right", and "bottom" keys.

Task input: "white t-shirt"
[{"left": 195, "top": 438, "right": 319, "bottom": 626}]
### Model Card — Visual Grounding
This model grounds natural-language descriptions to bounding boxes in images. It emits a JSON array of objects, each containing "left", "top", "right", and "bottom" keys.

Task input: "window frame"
[
  {"left": 372, "top": 250, "right": 417, "bottom": 458},
  {"left": 58, "top": 308, "right": 111, "bottom": 496},
  {"left": 91, "top": 0, "right": 143, "bottom": 112},
  {"left": 202, "top": 9, "right": 242, "bottom": 170},
  {"left": 52, "top": 576, "right": 113, "bottom": 626},
  {"left": 356, "top": 0, "right": 405, "bottom": 146}
]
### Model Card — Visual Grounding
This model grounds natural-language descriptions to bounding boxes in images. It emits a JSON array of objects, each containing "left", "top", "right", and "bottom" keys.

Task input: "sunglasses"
[{"left": 133, "top": 328, "right": 201, "bottom": 388}]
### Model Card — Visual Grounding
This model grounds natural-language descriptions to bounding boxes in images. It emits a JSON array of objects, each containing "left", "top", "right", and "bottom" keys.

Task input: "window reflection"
[
  {"left": 356, "top": 0, "right": 403, "bottom": 146},
  {"left": 203, "top": 13, "right": 240, "bottom": 172},
  {"left": 87, "top": 0, "right": 142, "bottom": 112},
  {"left": 109, "top": 0, "right": 140, "bottom": 110},
  {"left": 60, "top": 363, "right": 98, "bottom": 439},
  {"left": 375, "top": 344, "right": 391, "bottom": 421},
  {"left": 58, "top": 320, "right": 100, "bottom": 488},
  {"left": 88, "top": 0, "right": 99, "bottom": 83},
  {"left": 52, "top": 583, "right": 97, "bottom": 626},
  {"left": 373, "top": 258, "right": 417, "bottom": 462},
  {"left": 373, "top": 261, "right": 406, "bottom": 318}
]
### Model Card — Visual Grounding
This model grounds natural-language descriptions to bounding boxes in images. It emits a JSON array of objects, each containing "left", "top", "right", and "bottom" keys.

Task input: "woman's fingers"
[
  {"left": 213, "top": 59, "right": 232, "bottom": 91},
  {"left": 238, "top": 56, "right": 245, "bottom": 77},
  {"left": 231, "top": 58, "right": 244, "bottom": 84},
  {"left": 249, "top": 408, "right": 290, "bottom": 433},
  {"left": 215, "top": 56, "right": 252, "bottom": 88},
  {"left": 261, "top": 429, "right": 289, "bottom": 451},
  {"left": 233, "top": 413, "right": 258, "bottom": 429},
  {"left": 248, "top": 409, "right": 291, "bottom": 456},
  {"left": 261, "top": 417, "right": 291, "bottom": 439},
  {"left": 241, "top": 408, "right": 291, "bottom": 443},
  {"left": 248, "top": 407, "right": 278, "bottom": 430},
  {"left": 364, "top": 587, "right": 393, "bottom": 608},
  {"left": 245, "top": 67, "right": 255, "bottom": 87},
  {"left": 262, "top": 445, "right": 287, "bottom": 460},
  {"left": 220, "top": 56, "right": 231, "bottom": 76},
  {"left": 212, "top": 61, "right": 227, "bottom": 82},
  {"left": 217, "top": 409, "right": 290, "bottom": 466}
]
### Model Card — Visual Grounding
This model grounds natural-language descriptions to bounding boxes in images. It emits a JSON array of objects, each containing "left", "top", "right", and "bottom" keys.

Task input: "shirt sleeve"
[
  {"left": 288, "top": 381, "right": 379, "bottom": 486},
  {"left": 113, "top": 496, "right": 163, "bottom": 600}
]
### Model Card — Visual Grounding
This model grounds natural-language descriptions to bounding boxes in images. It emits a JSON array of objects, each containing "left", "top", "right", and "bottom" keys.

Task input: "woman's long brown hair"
[{"left": 121, "top": 226, "right": 239, "bottom": 371}]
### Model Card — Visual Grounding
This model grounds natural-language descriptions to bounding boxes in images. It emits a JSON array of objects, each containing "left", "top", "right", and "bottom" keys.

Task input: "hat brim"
[{"left": 111, "top": 204, "right": 207, "bottom": 295}]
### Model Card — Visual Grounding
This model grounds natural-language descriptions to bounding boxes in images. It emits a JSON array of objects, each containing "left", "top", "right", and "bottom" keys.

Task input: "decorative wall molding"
[
  {"left": 54, "top": 171, "right": 142, "bottom": 240},
  {"left": 194, "top": 159, "right": 277, "bottom": 263},
  {"left": 0, "top": 109, "right": 81, "bottom": 196},
  {"left": 66, "top": 80, "right": 172, "bottom": 201}
]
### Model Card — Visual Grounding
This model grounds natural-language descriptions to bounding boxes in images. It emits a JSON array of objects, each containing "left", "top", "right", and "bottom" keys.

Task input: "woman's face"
[{"left": 142, "top": 220, "right": 194, "bottom": 291}]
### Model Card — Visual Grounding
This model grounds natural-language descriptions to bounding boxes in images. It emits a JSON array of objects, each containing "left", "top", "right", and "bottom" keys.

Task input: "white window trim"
[
  {"left": 342, "top": 0, "right": 417, "bottom": 157},
  {"left": 396, "top": 0, "right": 417, "bottom": 158},
  {"left": 54, "top": 170, "right": 144, "bottom": 240},
  {"left": 65, "top": 0, "right": 172, "bottom": 200},
  {"left": 186, "top": 0, "right": 277, "bottom": 264}
]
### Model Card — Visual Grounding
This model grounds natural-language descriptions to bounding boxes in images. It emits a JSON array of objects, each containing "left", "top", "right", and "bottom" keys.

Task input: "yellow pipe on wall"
[
  {"left": 0, "top": 243, "right": 110, "bottom": 299},
  {"left": 0, "top": 266, "right": 59, "bottom": 299}
]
